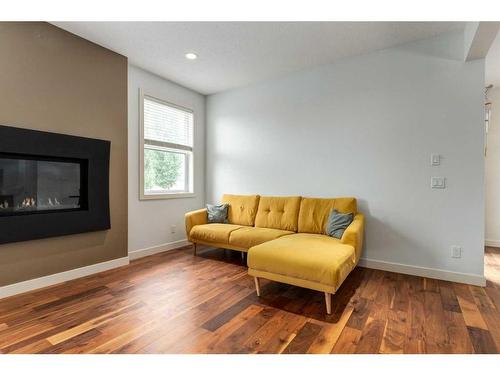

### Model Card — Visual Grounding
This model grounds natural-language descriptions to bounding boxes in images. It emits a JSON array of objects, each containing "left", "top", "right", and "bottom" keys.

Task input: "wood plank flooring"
[{"left": 1, "top": 246, "right": 500, "bottom": 354}]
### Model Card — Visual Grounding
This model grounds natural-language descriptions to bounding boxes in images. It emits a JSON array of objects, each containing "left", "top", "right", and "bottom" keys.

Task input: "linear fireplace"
[
  {"left": 0, "top": 125, "right": 110, "bottom": 244},
  {"left": 0, "top": 154, "right": 88, "bottom": 216}
]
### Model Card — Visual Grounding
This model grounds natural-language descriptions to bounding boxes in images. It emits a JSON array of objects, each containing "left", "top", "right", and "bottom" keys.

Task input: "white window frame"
[{"left": 139, "top": 89, "right": 195, "bottom": 200}]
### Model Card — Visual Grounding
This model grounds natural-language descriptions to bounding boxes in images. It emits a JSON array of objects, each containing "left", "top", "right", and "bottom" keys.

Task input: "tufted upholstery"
[
  {"left": 254, "top": 196, "right": 301, "bottom": 232},
  {"left": 298, "top": 197, "right": 357, "bottom": 234},
  {"left": 221, "top": 194, "right": 260, "bottom": 226},
  {"left": 185, "top": 194, "right": 364, "bottom": 313}
]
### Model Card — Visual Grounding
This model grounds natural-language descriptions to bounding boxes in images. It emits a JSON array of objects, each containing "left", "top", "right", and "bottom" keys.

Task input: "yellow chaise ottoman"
[
  {"left": 247, "top": 233, "right": 359, "bottom": 314},
  {"left": 246, "top": 197, "right": 364, "bottom": 314}
]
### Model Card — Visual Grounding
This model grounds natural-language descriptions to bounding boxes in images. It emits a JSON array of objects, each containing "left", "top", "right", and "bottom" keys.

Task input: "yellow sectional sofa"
[{"left": 185, "top": 194, "right": 364, "bottom": 314}]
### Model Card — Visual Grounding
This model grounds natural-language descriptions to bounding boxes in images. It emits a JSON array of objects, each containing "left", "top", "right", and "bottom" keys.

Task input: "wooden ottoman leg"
[
  {"left": 325, "top": 292, "right": 332, "bottom": 315},
  {"left": 254, "top": 277, "right": 261, "bottom": 297},
  {"left": 193, "top": 243, "right": 197, "bottom": 256}
]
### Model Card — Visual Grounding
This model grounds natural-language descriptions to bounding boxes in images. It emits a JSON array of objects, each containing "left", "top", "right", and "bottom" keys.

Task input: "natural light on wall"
[{"left": 140, "top": 92, "right": 194, "bottom": 199}]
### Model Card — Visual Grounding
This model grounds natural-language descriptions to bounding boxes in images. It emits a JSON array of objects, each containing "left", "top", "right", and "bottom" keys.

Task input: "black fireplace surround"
[{"left": 0, "top": 125, "right": 110, "bottom": 244}]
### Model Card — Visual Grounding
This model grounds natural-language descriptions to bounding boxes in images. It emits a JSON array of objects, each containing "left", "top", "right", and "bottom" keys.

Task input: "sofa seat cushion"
[
  {"left": 190, "top": 223, "right": 242, "bottom": 244},
  {"left": 229, "top": 227, "right": 294, "bottom": 249},
  {"left": 247, "top": 233, "right": 356, "bottom": 292}
]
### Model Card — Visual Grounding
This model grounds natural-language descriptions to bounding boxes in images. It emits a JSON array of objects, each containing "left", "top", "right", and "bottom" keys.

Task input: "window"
[{"left": 140, "top": 91, "right": 194, "bottom": 199}]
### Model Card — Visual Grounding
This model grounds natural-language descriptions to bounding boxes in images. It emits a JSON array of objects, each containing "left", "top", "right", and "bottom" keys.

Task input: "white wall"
[
  {"left": 486, "top": 88, "right": 500, "bottom": 246},
  {"left": 206, "top": 32, "right": 486, "bottom": 279},
  {"left": 128, "top": 65, "right": 205, "bottom": 254}
]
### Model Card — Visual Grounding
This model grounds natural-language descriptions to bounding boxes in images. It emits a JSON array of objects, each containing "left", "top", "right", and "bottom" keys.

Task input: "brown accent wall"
[{"left": 0, "top": 22, "right": 128, "bottom": 286}]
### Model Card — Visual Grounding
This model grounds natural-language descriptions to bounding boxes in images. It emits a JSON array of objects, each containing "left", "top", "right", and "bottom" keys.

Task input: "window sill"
[{"left": 140, "top": 192, "right": 196, "bottom": 201}]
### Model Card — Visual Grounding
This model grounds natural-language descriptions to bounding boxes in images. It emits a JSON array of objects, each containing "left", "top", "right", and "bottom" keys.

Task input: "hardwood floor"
[{"left": 1, "top": 246, "right": 500, "bottom": 354}]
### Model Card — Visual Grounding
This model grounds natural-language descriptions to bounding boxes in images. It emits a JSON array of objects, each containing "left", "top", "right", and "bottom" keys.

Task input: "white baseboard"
[
  {"left": 358, "top": 258, "right": 486, "bottom": 286},
  {"left": 0, "top": 256, "right": 130, "bottom": 300},
  {"left": 129, "top": 239, "right": 190, "bottom": 261},
  {"left": 485, "top": 239, "right": 500, "bottom": 248}
]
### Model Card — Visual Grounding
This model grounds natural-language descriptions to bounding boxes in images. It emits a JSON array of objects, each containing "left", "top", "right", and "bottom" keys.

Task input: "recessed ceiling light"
[{"left": 185, "top": 52, "right": 198, "bottom": 60}]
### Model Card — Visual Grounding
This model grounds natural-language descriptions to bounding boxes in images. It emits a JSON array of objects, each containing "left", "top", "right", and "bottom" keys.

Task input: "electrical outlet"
[
  {"left": 170, "top": 225, "right": 176, "bottom": 234},
  {"left": 451, "top": 245, "right": 462, "bottom": 258}
]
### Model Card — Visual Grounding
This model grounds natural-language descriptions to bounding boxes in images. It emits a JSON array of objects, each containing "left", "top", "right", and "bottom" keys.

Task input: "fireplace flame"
[
  {"left": 21, "top": 197, "right": 36, "bottom": 208},
  {"left": 0, "top": 197, "right": 63, "bottom": 210}
]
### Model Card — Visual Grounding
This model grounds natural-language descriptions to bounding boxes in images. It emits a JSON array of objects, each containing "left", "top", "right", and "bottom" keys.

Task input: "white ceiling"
[{"left": 52, "top": 22, "right": 465, "bottom": 95}]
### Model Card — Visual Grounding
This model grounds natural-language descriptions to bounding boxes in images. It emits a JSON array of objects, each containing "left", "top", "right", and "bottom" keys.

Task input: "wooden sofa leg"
[
  {"left": 254, "top": 277, "right": 261, "bottom": 297},
  {"left": 193, "top": 243, "right": 197, "bottom": 256},
  {"left": 325, "top": 292, "right": 332, "bottom": 315}
]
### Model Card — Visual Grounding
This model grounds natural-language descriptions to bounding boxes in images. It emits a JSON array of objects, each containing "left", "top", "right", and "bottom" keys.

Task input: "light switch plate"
[
  {"left": 431, "top": 177, "right": 446, "bottom": 189},
  {"left": 431, "top": 154, "right": 441, "bottom": 166}
]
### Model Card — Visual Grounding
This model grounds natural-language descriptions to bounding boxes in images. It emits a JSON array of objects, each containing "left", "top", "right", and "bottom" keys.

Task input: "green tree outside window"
[{"left": 144, "top": 148, "right": 182, "bottom": 191}]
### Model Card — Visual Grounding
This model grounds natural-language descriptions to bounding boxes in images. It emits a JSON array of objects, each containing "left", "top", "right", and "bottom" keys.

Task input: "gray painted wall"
[
  {"left": 206, "top": 32, "right": 485, "bottom": 278},
  {"left": 128, "top": 65, "right": 205, "bottom": 253}
]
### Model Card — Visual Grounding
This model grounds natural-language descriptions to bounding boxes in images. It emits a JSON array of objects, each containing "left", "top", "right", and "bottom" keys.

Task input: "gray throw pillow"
[
  {"left": 206, "top": 203, "right": 229, "bottom": 224},
  {"left": 326, "top": 209, "right": 354, "bottom": 239}
]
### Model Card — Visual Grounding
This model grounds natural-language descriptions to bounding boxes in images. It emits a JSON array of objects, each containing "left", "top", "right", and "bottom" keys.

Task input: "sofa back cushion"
[
  {"left": 255, "top": 196, "right": 302, "bottom": 232},
  {"left": 221, "top": 194, "right": 260, "bottom": 226},
  {"left": 298, "top": 197, "right": 357, "bottom": 234}
]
